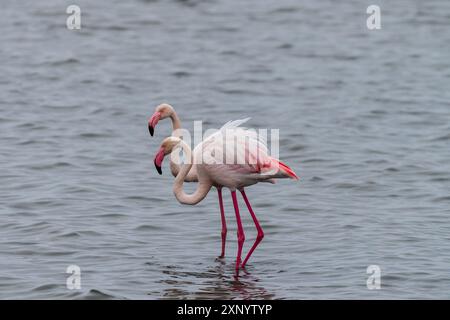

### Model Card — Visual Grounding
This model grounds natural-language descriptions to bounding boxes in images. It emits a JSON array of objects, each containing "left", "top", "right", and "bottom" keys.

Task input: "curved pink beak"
[
  {"left": 148, "top": 112, "right": 161, "bottom": 136},
  {"left": 154, "top": 147, "right": 165, "bottom": 175}
]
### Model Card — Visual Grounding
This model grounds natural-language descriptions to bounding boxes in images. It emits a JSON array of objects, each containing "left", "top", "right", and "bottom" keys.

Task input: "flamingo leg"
[
  {"left": 240, "top": 189, "right": 264, "bottom": 268},
  {"left": 231, "top": 191, "right": 245, "bottom": 271},
  {"left": 217, "top": 188, "right": 227, "bottom": 258}
]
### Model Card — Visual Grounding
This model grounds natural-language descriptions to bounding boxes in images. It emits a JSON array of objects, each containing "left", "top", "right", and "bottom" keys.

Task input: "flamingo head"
[
  {"left": 148, "top": 103, "right": 174, "bottom": 136},
  {"left": 154, "top": 136, "right": 182, "bottom": 175}
]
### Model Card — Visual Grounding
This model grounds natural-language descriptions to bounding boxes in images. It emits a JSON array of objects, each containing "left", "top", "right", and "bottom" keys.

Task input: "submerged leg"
[
  {"left": 217, "top": 188, "right": 227, "bottom": 258},
  {"left": 231, "top": 191, "right": 245, "bottom": 271},
  {"left": 240, "top": 189, "right": 264, "bottom": 267}
]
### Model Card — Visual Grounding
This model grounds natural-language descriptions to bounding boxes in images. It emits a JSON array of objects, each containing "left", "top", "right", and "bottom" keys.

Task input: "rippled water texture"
[{"left": 1, "top": 0, "right": 450, "bottom": 299}]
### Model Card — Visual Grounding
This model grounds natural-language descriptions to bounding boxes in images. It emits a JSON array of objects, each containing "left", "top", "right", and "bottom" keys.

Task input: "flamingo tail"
[{"left": 271, "top": 158, "right": 299, "bottom": 180}]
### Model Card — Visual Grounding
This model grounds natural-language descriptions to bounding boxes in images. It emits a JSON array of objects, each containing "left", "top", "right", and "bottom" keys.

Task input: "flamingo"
[
  {"left": 152, "top": 118, "right": 298, "bottom": 271},
  {"left": 148, "top": 104, "right": 227, "bottom": 257},
  {"left": 148, "top": 103, "right": 197, "bottom": 181}
]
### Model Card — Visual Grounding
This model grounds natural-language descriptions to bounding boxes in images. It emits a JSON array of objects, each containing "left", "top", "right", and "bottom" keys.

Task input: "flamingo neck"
[
  {"left": 170, "top": 111, "right": 182, "bottom": 136},
  {"left": 167, "top": 110, "right": 197, "bottom": 181},
  {"left": 173, "top": 140, "right": 211, "bottom": 205},
  {"left": 169, "top": 110, "right": 183, "bottom": 177}
]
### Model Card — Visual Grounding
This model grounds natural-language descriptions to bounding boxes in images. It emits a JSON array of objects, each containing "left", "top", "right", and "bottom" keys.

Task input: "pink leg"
[
  {"left": 217, "top": 188, "right": 227, "bottom": 258},
  {"left": 240, "top": 189, "right": 264, "bottom": 267},
  {"left": 231, "top": 191, "right": 245, "bottom": 271}
]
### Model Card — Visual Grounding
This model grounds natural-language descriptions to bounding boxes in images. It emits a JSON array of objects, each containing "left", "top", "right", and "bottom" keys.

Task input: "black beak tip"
[
  {"left": 154, "top": 160, "right": 162, "bottom": 175},
  {"left": 148, "top": 125, "right": 154, "bottom": 136}
]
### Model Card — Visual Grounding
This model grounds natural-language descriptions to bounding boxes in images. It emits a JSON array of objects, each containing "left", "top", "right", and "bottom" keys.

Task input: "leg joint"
[{"left": 257, "top": 231, "right": 264, "bottom": 241}]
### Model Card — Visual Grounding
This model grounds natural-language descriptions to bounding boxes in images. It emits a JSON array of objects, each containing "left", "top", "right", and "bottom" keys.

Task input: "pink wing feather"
[{"left": 199, "top": 118, "right": 298, "bottom": 181}]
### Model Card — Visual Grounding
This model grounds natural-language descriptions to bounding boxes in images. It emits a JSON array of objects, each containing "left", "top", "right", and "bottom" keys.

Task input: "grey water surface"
[{"left": 1, "top": 0, "right": 450, "bottom": 299}]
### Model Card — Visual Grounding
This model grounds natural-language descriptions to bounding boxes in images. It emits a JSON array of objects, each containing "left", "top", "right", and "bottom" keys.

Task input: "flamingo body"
[
  {"left": 149, "top": 104, "right": 298, "bottom": 272},
  {"left": 193, "top": 118, "right": 297, "bottom": 190}
]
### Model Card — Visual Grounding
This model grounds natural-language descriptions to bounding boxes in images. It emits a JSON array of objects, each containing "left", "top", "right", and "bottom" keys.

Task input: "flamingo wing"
[{"left": 198, "top": 118, "right": 298, "bottom": 183}]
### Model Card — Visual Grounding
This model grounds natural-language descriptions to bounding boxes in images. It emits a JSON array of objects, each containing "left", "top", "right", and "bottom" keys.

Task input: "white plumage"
[{"left": 189, "top": 118, "right": 295, "bottom": 189}]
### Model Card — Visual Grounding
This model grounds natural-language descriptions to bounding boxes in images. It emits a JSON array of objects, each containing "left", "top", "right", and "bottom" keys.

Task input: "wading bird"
[
  {"left": 148, "top": 104, "right": 226, "bottom": 257},
  {"left": 151, "top": 115, "right": 298, "bottom": 271}
]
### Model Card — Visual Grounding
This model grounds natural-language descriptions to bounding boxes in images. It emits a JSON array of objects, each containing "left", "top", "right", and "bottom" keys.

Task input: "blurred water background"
[{"left": 1, "top": 0, "right": 450, "bottom": 299}]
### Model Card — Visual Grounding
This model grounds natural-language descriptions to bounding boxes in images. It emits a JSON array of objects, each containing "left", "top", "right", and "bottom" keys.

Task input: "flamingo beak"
[
  {"left": 148, "top": 112, "right": 161, "bottom": 136},
  {"left": 154, "top": 147, "right": 165, "bottom": 175}
]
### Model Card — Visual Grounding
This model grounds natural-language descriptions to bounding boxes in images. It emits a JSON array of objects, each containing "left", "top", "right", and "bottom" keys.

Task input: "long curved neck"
[
  {"left": 168, "top": 110, "right": 197, "bottom": 181},
  {"left": 173, "top": 141, "right": 211, "bottom": 205},
  {"left": 169, "top": 110, "right": 183, "bottom": 177},
  {"left": 170, "top": 111, "right": 182, "bottom": 136}
]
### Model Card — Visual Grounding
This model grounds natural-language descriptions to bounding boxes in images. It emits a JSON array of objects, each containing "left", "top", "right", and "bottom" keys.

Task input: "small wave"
[
  {"left": 106, "top": 25, "right": 129, "bottom": 31},
  {"left": 429, "top": 176, "right": 450, "bottom": 182},
  {"left": 18, "top": 221, "right": 52, "bottom": 231},
  {"left": 80, "top": 79, "right": 97, "bottom": 84},
  {"left": 430, "top": 133, "right": 450, "bottom": 142},
  {"left": 171, "top": 71, "right": 191, "bottom": 78},
  {"left": 219, "top": 50, "right": 241, "bottom": 56},
  {"left": 277, "top": 43, "right": 293, "bottom": 49},
  {"left": 269, "top": 7, "right": 301, "bottom": 14},
  {"left": 331, "top": 182, "right": 358, "bottom": 189},
  {"left": 31, "top": 284, "right": 60, "bottom": 292},
  {"left": 57, "top": 231, "right": 82, "bottom": 238},
  {"left": 343, "top": 224, "right": 361, "bottom": 229},
  {"left": 433, "top": 196, "right": 450, "bottom": 202},
  {"left": 126, "top": 195, "right": 163, "bottom": 201},
  {"left": 370, "top": 109, "right": 388, "bottom": 115},
  {"left": 29, "top": 162, "right": 75, "bottom": 170},
  {"left": 301, "top": 158, "right": 327, "bottom": 163},
  {"left": 79, "top": 132, "right": 113, "bottom": 138},
  {"left": 80, "top": 289, "right": 118, "bottom": 300},
  {"left": 17, "top": 139, "right": 44, "bottom": 146},
  {"left": 134, "top": 224, "right": 163, "bottom": 231},
  {"left": 207, "top": 26, "right": 240, "bottom": 33},
  {"left": 48, "top": 58, "right": 80, "bottom": 66},
  {"left": 215, "top": 88, "right": 261, "bottom": 95},
  {"left": 44, "top": 250, "right": 78, "bottom": 257},
  {"left": 288, "top": 144, "right": 305, "bottom": 151},
  {"left": 97, "top": 213, "right": 128, "bottom": 218},
  {"left": 43, "top": 104, "right": 81, "bottom": 110}
]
